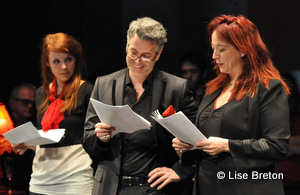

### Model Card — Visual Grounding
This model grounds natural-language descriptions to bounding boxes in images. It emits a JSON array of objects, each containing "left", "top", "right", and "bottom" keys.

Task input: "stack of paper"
[
  {"left": 3, "top": 122, "right": 65, "bottom": 146},
  {"left": 90, "top": 98, "right": 151, "bottom": 137},
  {"left": 151, "top": 110, "right": 206, "bottom": 149},
  {"left": 90, "top": 98, "right": 206, "bottom": 148}
]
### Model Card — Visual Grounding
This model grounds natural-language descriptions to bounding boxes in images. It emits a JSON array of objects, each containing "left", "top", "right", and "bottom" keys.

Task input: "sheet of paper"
[
  {"left": 3, "top": 122, "right": 65, "bottom": 146},
  {"left": 90, "top": 98, "right": 151, "bottom": 137},
  {"left": 151, "top": 111, "right": 206, "bottom": 149}
]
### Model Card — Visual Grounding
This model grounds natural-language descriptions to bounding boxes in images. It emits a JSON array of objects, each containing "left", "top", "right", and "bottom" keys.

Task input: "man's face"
[
  {"left": 126, "top": 34, "right": 162, "bottom": 81},
  {"left": 10, "top": 88, "right": 35, "bottom": 119},
  {"left": 181, "top": 62, "right": 201, "bottom": 90}
]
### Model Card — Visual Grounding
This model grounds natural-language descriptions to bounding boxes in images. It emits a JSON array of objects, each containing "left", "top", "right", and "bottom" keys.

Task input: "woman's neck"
[{"left": 49, "top": 79, "right": 65, "bottom": 96}]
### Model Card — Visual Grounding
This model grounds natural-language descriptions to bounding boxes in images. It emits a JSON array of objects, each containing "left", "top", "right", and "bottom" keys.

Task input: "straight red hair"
[
  {"left": 39, "top": 32, "right": 86, "bottom": 115},
  {"left": 206, "top": 15, "right": 289, "bottom": 101}
]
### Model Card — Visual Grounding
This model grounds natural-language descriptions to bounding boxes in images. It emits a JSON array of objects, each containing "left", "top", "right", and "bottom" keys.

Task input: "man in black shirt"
[{"left": 83, "top": 17, "right": 197, "bottom": 195}]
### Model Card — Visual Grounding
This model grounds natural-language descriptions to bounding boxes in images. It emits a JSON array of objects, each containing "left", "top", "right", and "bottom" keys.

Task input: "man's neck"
[
  {"left": 129, "top": 72, "right": 147, "bottom": 88},
  {"left": 128, "top": 73, "right": 147, "bottom": 100}
]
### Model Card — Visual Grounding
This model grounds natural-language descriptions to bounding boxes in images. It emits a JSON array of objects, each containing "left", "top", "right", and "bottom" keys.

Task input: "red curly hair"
[{"left": 206, "top": 15, "right": 289, "bottom": 101}]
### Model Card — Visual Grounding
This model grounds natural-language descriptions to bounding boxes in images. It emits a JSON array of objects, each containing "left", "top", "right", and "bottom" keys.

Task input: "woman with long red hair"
[
  {"left": 13, "top": 32, "right": 94, "bottom": 195},
  {"left": 173, "top": 15, "right": 290, "bottom": 194}
]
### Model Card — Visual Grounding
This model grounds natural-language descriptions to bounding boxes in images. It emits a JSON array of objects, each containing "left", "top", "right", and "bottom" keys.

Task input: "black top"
[
  {"left": 198, "top": 99, "right": 227, "bottom": 137},
  {"left": 36, "top": 81, "right": 93, "bottom": 148},
  {"left": 121, "top": 70, "right": 156, "bottom": 177},
  {"left": 193, "top": 80, "right": 290, "bottom": 195},
  {"left": 197, "top": 99, "right": 227, "bottom": 160}
]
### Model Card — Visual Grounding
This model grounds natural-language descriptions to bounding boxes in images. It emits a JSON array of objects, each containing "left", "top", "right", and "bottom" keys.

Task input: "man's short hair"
[
  {"left": 127, "top": 17, "right": 167, "bottom": 52},
  {"left": 10, "top": 83, "right": 36, "bottom": 100}
]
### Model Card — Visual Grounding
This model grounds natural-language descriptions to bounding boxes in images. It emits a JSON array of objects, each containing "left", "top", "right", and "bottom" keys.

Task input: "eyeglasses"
[
  {"left": 126, "top": 51, "right": 158, "bottom": 63},
  {"left": 14, "top": 98, "right": 35, "bottom": 106}
]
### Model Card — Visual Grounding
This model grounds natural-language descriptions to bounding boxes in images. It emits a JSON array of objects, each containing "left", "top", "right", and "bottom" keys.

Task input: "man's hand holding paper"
[
  {"left": 90, "top": 98, "right": 151, "bottom": 138},
  {"left": 94, "top": 122, "right": 116, "bottom": 142}
]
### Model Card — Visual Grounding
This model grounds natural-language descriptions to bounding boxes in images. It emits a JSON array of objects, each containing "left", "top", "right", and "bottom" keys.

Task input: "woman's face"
[
  {"left": 211, "top": 31, "right": 244, "bottom": 80},
  {"left": 48, "top": 51, "right": 75, "bottom": 86}
]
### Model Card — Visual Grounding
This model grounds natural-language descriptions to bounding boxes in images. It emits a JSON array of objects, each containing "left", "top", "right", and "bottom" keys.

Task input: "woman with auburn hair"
[
  {"left": 13, "top": 32, "right": 94, "bottom": 195},
  {"left": 173, "top": 15, "right": 290, "bottom": 194}
]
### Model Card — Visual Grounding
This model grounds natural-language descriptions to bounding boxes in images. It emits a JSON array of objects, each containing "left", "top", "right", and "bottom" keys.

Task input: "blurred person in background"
[
  {"left": 180, "top": 51, "right": 209, "bottom": 105},
  {"left": 9, "top": 83, "right": 36, "bottom": 127},
  {"left": 1, "top": 83, "right": 36, "bottom": 194}
]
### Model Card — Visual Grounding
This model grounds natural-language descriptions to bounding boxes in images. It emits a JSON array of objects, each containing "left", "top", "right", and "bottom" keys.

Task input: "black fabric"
[
  {"left": 121, "top": 71, "right": 157, "bottom": 177},
  {"left": 198, "top": 100, "right": 226, "bottom": 137},
  {"left": 191, "top": 79, "right": 290, "bottom": 195},
  {"left": 118, "top": 183, "right": 165, "bottom": 195},
  {"left": 83, "top": 68, "right": 198, "bottom": 195},
  {"left": 36, "top": 81, "right": 93, "bottom": 148},
  {"left": 30, "top": 192, "right": 45, "bottom": 195}
]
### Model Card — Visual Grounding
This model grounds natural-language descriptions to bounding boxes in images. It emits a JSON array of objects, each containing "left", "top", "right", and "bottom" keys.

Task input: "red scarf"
[{"left": 41, "top": 78, "right": 67, "bottom": 132}]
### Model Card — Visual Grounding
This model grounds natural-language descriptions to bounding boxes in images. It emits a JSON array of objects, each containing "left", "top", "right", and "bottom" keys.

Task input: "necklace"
[{"left": 229, "top": 83, "right": 234, "bottom": 92}]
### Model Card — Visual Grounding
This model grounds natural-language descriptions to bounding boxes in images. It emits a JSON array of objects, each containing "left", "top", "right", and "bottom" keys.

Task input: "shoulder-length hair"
[
  {"left": 206, "top": 15, "right": 289, "bottom": 101},
  {"left": 39, "top": 32, "right": 86, "bottom": 115}
]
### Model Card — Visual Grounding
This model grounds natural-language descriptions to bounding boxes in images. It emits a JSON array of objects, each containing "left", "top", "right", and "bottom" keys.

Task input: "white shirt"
[{"left": 30, "top": 144, "right": 93, "bottom": 195}]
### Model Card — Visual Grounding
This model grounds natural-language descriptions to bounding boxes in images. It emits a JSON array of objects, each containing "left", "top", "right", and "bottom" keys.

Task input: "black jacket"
[
  {"left": 193, "top": 79, "right": 290, "bottom": 195},
  {"left": 82, "top": 68, "right": 198, "bottom": 195}
]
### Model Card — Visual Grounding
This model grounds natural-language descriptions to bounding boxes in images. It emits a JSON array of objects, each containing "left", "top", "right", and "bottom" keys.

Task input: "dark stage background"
[{"left": 1, "top": 0, "right": 300, "bottom": 106}]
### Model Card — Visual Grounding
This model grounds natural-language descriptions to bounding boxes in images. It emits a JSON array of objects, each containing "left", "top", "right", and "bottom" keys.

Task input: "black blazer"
[
  {"left": 193, "top": 79, "right": 290, "bottom": 194},
  {"left": 82, "top": 68, "right": 198, "bottom": 195}
]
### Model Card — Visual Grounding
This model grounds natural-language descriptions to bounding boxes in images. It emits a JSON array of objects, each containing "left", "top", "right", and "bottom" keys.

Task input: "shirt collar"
[{"left": 125, "top": 68, "right": 154, "bottom": 88}]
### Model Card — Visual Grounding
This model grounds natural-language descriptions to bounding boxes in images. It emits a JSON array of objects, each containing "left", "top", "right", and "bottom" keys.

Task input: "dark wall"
[
  {"left": 121, "top": 0, "right": 248, "bottom": 76},
  {"left": 248, "top": 0, "right": 300, "bottom": 73},
  {"left": 0, "top": 0, "right": 122, "bottom": 106},
  {"left": 1, "top": 0, "right": 299, "bottom": 106}
]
